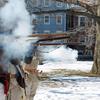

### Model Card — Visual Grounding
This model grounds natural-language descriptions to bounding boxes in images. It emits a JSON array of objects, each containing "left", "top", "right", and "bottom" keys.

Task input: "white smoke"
[
  {"left": 42, "top": 46, "right": 78, "bottom": 63},
  {"left": 0, "top": 0, "right": 37, "bottom": 58},
  {"left": 0, "top": 0, "right": 32, "bottom": 35},
  {"left": 0, "top": 83, "right": 5, "bottom": 100}
]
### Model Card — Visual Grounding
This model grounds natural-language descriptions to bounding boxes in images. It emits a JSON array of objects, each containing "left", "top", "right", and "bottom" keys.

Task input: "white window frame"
[
  {"left": 56, "top": 31, "right": 62, "bottom": 33},
  {"left": 44, "top": 30, "right": 50, "bottom": 33},
  {"left": 56, "top": 15, "right": 62, "bottom": 25},
  {"left": 44, "top": 0, "right": 50, "bottom": 7},
  {"left": 56, "top": 1, "right": 62, "bottom": 7},
  {"left": 44, "top": 15, "right": 50, "bottom": 24},
  {"left": 80, "top": 16, "right": 85, "bottom": 26}
]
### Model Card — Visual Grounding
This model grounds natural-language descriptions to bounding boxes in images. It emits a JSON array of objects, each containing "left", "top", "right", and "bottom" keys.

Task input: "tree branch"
[{"left": 55, "top": 0, "right": 97, "bottom": 15}]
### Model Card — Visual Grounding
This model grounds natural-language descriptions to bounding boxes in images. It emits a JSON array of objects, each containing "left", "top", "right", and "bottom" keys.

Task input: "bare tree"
[
  {"left": 91, "top": 0, "right": 100, "bottom": 74},
  {"left": 55, "top": 0, "right": 100, "bottom": 74}
]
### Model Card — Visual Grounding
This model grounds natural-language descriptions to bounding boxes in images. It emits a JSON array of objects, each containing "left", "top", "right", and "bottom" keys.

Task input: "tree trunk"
[{"left": 92, "top": 0, "right": 100, "bottom": 74}]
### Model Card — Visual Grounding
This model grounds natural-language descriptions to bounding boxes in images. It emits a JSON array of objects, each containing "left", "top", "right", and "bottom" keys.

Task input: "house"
[
  {"left": 65, "top": 24, "right": 96, "bottom": 60},
  {"left": 25, "top": 0, "right": 86, "bottom": 34},
  {"left": 25, "top": 0, "right": 96, "bottom": 60}
]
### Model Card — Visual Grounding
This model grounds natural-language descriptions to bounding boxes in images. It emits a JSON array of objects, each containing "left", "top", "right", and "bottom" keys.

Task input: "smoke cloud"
[
  {"left": 0, "top": 0, "right": 32, "bottom": 35},
  {"left": 0, "top": 0, "right": 37, "bottom": 58},
  {"left": 42, "top": 46, "right": 78, "bottom": 63},
  {"left": 0, "top": 83, "right": 5, "bottom": 100}
]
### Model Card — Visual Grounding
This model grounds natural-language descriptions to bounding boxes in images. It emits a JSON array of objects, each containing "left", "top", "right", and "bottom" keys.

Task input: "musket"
[
  {"left": 0, "top": 33, "right": 70, "bottom": 46},
  {"left": 29, "top": 33, "right": 68, "bottom": 38},
  {"left": 27, "top": 33, "right": 70, "bottom": 46}
]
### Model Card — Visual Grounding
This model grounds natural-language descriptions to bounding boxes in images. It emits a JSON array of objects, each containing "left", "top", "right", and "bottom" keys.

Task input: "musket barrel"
[
  {"left": 29, "top": 33, "right": 68, "bottom": 38},
  {"left": 33, "top": 43, "right": 67, "bottom": 46}
]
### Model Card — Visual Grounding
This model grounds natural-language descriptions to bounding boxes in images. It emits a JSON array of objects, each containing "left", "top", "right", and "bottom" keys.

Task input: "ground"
[
  {"left": 0, "top": 47, "right": 99, "bottom": 100},
  {"left": 34, "top": 61, "right": 100, "bottom": 100}
]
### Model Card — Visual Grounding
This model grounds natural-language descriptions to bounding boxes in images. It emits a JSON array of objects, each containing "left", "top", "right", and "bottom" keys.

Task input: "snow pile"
[
  {"left": 38, "top": 46, "right": 93, "bottom": 72},
  {"left": 42, "top": 46, "right": 78, "bottom": 63}
]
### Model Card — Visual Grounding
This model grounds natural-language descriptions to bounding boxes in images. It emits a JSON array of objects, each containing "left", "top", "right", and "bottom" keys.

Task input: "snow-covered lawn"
[
  {"left": 34, "top": 76, "right": 100, "bottom": 100},
  {"left": 38, "top": 61, "right": 93, "bottom": 72},
  {"left": 34, "top": 61, "right": 100, "bottom": 100}
]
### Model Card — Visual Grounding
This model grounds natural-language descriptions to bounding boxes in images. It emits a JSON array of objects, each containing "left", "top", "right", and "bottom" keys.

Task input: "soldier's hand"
[
  {"left": 24, "top": 65, "right": 39, "bottom": 75},
  {"left": 29, "top": 68, "right": 38, "bottom": 75}
]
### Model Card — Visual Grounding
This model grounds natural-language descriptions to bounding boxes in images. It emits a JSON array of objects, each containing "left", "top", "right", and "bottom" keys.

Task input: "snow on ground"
[
  {"left": 34, "top": 47, "right": 98, "bottom": 100},
  {"left": 0, "top": 46, "right": 96, "bottom": 100},
  {"left": 34, "top": 76, "right": 100, "bottom": 100},
  {"left": 38, "top": 61, "right": 93, "bottom": 72},
  {"left": 34, "top": 61, "right": 100, "bottom": 100},
  {"left": 38, "top": 46, "right": 93, "bottom": 73}
]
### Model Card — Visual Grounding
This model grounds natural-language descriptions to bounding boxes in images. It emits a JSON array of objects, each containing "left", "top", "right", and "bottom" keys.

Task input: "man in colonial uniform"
[
  {"left": 0, "top": 45, "right": 26, "bottom": 100},
  {"left": 7, "top": 58, "right": 26, "bottom": 100},
  {"left": 0, "top": 0, "right": 39, "bottom": 99}
]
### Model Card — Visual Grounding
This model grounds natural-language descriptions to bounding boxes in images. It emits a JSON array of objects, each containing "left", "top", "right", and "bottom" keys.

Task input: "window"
[
  {"left": 80, "top": 17, "right": 85, "bottom": 26},
  {"left": 86, "top": 50, "right": 93, "bottom": 56},
  {"left": 44, "top": 15, "right": 50, "bottom": 24},
  {"left": 56, "top": 31, "right": 62, "bottom": 33},
  {"left": 67, "top": 15, "right": 74, "bottom": 30},
  {"left": 44, "top": 0, "right": 50, "bottom": 7},
  {"left": 44, "top": 30, "right": 50, "bottom": 33},
  {"left": 32, "top": 0, "right": 39, "bottom": 6},
  {"left": 78, "top": 50, "right": 84, "bottom": 55},
  {"left": 80, "top": 36, "right": 85, "bottom": 43},
  {"left": 56, "top": 15, "right": 62, "bottom": 24},
  {"left": 56, "top": 2, "right": 62, "bottom": 7}
]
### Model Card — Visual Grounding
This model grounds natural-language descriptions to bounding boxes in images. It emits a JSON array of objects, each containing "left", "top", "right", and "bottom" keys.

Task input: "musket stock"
[{"left": 0, "top": 33, "right": 69, "bottom": 46}]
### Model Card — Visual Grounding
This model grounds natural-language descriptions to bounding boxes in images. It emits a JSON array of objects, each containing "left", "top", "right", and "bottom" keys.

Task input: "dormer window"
[
  {"left": 44, "top": 0, "right": 50, "bottom": 7},
  {"left": 56, "top": 1, "right": 62, "bottom": 7}
]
